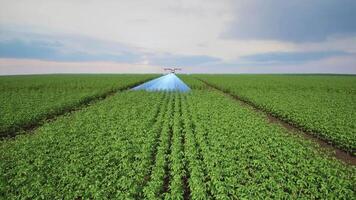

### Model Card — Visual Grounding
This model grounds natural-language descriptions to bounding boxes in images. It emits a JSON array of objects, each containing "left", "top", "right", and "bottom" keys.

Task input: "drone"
[{"left": 163, "top": 67, "right": 182, "bottom": 74}]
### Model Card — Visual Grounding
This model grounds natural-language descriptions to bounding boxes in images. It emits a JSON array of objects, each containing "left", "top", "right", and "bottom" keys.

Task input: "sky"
[{"left": 0, "top": 0, "right": 356, "bottom": 74}]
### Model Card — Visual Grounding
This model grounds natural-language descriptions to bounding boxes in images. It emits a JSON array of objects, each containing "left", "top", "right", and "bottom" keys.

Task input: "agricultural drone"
[{"left": 164, "top": 67, "right": 182, "bottom": 74}]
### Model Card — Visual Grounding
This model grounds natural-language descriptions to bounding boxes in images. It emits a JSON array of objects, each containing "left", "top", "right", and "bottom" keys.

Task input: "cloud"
[
  {"left": 2, "top": 54, "right": 355, "bottom": 75},
  {"left": 224, "top": 0, "right": 356, "bottom": 42},
  {"left": 0, "top": 28, "right": 221, "bottom": 67},
  {"left": 0, "top": 58, "right": 162, "bottom": 75},
  {"left": 0, "top": 29, "right": 143, "bottom": 63},
  {"left": 185, "top": 55, "right": 356, "bottom": 74},
  {"left": 148, "top": 53, "right": 221, "bottom": 66},
  {"left": 0, "top": 0, "right": 355, "bottom": 74},
  {"left": 0, "top": 39, "right": 141, "bottom": 63},
  {"left": 240, "top": 51, "right": 351, "bottom": 64},
  {"left": 0, "top": 0, "right": 236, "bottom": 60}
]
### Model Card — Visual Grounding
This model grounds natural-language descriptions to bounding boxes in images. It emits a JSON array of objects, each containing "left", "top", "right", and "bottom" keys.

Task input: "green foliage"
[
  {"left": 0, "top": 80, "right": 354, "bottom": 199},
  {"left": 143, "top": 93, "right": 174, "bottom": 200},
  {"left": 164, "top": 93, "right": 185, "bottom": 200},
  {"left": 185, "top": 90, "right": 355, "bottom": 199},
  {"left": 181, "top": 95, "right": 210, "bottom": 200},
  {"left": 0, "top": 91, "right": 165, "bottom": 199},
  {"left": 178, "top": 75, "right": 208, "bottom": 90},
  {"left": 0, "top": 74, "right": 157, "bottom": 136},
  {"left": 195, "top": 74, "right": 356, "bottom": 153}
]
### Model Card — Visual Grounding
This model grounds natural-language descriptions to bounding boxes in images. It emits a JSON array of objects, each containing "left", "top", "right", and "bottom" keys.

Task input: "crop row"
[
  {"left": 184, "top": 90, "right": 354, "bottom": 199},
  {"left": 143, "top": 93, "right": 188, "bottom": 200},
  {"left": 181, "top": 95, "right": 209, "bottom": 200},
  {"left": 0, "top": 74, "right": 157, "bottom": 137},
  {"left": 194, "top": 74, "right": 356, "bottom": 153},
  {"left": 165, "top": 93, "right": 186, "bottom": 199},
  {"left": 143, "top": 92, "right": 174, "bottom": 199}
]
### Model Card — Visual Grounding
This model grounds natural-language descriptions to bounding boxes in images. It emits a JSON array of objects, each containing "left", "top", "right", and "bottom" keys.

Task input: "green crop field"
[
  {"left": 0, "top": 74, "right": 157, "bottom": 137},
  {"left": 192, "top": 74, "right": 356, "bottom": 154},
  {"left": 0, "top": 74, "right": 355, "bottom": 199}
]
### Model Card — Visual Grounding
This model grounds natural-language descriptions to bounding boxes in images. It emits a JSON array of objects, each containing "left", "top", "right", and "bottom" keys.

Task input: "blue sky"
[{"left": 0, "top": 0, "right": 355, "bottom": 74}]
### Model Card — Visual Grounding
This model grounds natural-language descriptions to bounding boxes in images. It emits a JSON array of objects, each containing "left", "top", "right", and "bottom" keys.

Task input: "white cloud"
[
  {"left": 0, "top": 0, "right": 233, "bottom": 58},
  {"left": 0, "top": 58, "right": 161, "bottom": 75},
  {"left": 0, "top": 0, "right": 355, "bottom": 73},
  {"left": 0, "top": 0, "right": 294, "bottom": 61},
  {"left": 185, "top": 55, "right": 356, "bottom": 74}
]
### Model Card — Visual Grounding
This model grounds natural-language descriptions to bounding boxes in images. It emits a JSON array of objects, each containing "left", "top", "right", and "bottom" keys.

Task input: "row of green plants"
[
  {"left": 143, "top": 93, "right": 174, "bottom": 199},
  {"left": 194, "top": 74, "right": 356, "bottom": 153},
  {"left": 143, "top": 93, "right": 188, "bottom": 200},
  {"left": 181, "top": 95, "right": 209, "bottom": 200},
  {"left": 184, "top": 90, "right": 354, "bottom": 199},
  {"left": 0, "top": 74, "right": 157, "bottom": 137},
  {"left": 164, "top": 93, "right": 185, "bottom": 199},
  {"left": 0, "top": 91, "right": 166, "bottom": 199}
]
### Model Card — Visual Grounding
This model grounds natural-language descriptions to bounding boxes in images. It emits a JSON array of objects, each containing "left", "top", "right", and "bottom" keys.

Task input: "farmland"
[
  {"left": 0, "top": 74, "right": 157, "bottom": 137},
  {"left": 193, "top": 75, "right": 356, "bottom": 153},
  {"left": 0, "top": 75, "right": 355, "bottom": 199}
]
